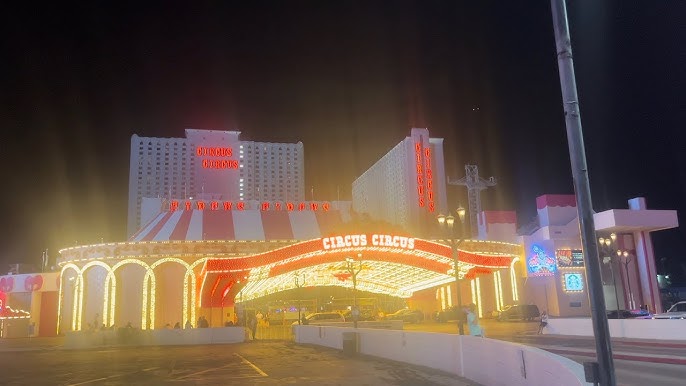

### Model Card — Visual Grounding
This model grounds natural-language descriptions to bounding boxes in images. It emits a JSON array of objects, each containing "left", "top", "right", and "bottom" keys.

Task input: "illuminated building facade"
[
  {"left": 519, "top": 195, "right": 678, "bottom": 316},
  {"left": 352, "top": 128, "right": 448, "bottom": 235},
  {"left": 127, "top": 129, "right": 304, "bottom": 236},
  {"left": 58, "top": 199, "right": 523, "bottom": 331}
]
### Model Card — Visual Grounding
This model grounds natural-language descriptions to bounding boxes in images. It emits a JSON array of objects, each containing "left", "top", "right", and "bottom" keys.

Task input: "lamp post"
[
  {"left": 617, "top": 250, "right": 634, "bottom": 309},
  {"left": 437, "top": 206, "right": 467, "bottom": 335},
  {"left": 345, "top": 254, "right": 363, "bottom": 328},
  {"left": 599, "top": 233, "right": 621, "bottom": 318},
  {"left": 294, "top": 272, "right": 305, "bottom": 325}
]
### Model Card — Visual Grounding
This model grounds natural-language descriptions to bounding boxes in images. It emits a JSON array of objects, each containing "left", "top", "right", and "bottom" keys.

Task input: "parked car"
[
  {"left": 341, "top": 309, "right": 376, "bottom": 321},
  {"left": 293, "top": 312, "right": 345, "bottom": 325},
  {"left": 606, "top": 309, "right": 652, "bottom": 319},
  {"left": 652, "top": 301, "right": 686, "bottom": 319},
  {"left": 433, "top": 306, "right": 466, "bottom": 323},
  {"left": 384, "top": 309, "right": 424, "bottom": 323},
  {"left": 496, "top": 304, "right": 540, "bottom": 322}
]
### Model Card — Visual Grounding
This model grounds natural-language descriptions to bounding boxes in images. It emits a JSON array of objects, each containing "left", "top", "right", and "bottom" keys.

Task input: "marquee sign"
[
  {"left": 322, "top": 234, "right": 416, "bottom": 250},
  {"left": 169, "top": 200, "right": 332, "bottom": 212}
]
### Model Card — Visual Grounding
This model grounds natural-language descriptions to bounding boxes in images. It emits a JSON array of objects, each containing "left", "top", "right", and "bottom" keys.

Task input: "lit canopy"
[{"left": 200, "top": 235, "right": 522, "bottom": 305}]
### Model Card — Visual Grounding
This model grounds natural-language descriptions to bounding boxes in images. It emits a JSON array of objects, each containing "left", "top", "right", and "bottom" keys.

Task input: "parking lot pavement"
[{"left": 0, "top": 341, "right": 479, "bottom": 385}]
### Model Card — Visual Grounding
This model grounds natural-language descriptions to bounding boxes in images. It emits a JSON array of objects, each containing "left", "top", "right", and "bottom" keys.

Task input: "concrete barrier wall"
[
  {"left": 294, "top": 326, "right": 589, "bottom": 386},
  {"left": 64, "top": 327, "right": 246, "bottom": 348},
  {"left": 546, "top": 318, "right": 686, "bottom": 340}
]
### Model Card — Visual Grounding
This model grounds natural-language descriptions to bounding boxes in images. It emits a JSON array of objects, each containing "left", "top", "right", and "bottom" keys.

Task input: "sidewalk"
[{"left": 0, "top": 336, "right": 65, "bottom": 352}]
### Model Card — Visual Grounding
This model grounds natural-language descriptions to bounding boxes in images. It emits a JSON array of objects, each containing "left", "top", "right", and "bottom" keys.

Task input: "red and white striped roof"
[{"left": 129, "top": 209, "right": 344, "bottom": 241}]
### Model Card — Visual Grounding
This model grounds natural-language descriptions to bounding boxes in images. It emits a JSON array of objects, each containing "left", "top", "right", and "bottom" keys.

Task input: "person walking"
[
  {"left": 465, "top": 304, "right": 483, "bottom": 337},
  {"left": 538, "top": 311, "right": 548, "bottom": 334},
  {"left": 248, "top": 314, "right": 258, "bottom": 340}
]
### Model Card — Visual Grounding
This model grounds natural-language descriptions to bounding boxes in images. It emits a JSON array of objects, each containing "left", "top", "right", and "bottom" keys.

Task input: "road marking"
[
  {"left": 67, "top": 377, "right": 107, "bottom": 385},
  {"left": 235, "top": 353, "right": 268, "bottom": 376},
  {"left": 66, "top": 367, "right": 159, "bottom": 385}
]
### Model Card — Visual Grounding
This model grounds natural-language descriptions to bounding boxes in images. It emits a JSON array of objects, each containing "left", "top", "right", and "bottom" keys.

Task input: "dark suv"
[
  {"left": 496, "top": 304, "right": 540, "bottom": 321},
  {"left": 433, "top": 306, "right": 467, "bottom": 323}
]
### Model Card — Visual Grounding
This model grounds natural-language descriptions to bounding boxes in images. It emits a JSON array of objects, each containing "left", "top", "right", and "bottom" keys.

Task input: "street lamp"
[
  {"left": 345, "top": 254, "right": 363, "bottom": 328},
  {"left": 437, "top": 206, "right": 467, "bottom": 335},
  {"left": 599, "top": 233, "right": 621, "bottom": 318},
  {"left": 617, "top": 250, "right": 634, "bottom": 310},
  {"left": 294, "top": 272, "right": 305, "bottom": 325}
]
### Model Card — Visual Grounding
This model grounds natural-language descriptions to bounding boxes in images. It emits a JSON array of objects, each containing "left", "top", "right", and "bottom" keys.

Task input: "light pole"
[
  {"left": 294, "top": 272, "right": 305, "bottom": 325},
  {"left": 437, "top": 206, "right": 467, "bottom": 335},
  {"left": 599, "top": 233, "right": 621, "bottom": 318},
  {"left": 617, "top": 250, "right": 634, "bottom": 309},
  {"left": 345, "top": 254, "right": 363, "bottom": 328}
]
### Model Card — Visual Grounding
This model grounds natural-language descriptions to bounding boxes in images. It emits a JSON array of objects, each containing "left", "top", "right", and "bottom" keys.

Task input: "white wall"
[
  {"left": 294, "top": 326, "right": 589, "bottom": 386},
  {"left": 546, "top": 318, "right": 686, "bottom": 340},
  {"left": 64, "top": 326, "right": 246, "bottom": 348}
]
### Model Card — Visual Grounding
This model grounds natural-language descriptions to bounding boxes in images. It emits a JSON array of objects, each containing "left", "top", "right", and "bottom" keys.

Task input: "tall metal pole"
[
  {"left": 551, "top": 1, "right": 616, "bottom": 385},
  {"left": 453, "top": 241, "right": 465, "bottom": 335}
]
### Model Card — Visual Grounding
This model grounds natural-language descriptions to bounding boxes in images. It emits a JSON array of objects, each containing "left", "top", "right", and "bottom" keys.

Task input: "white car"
[{"left": 652, "top": 301, "right": 686, "bottom": 319}]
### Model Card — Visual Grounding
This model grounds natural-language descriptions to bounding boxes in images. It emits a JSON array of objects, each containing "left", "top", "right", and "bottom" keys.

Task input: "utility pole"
[
  {"left": 448, "top": 165, "right": 496, "bottom": 237},
  {"left": 551, "top": 1, "right": 616, "bottom": 385}
]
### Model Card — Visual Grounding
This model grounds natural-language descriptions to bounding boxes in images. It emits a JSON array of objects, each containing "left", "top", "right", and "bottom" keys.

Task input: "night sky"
[{"left": 1, "top": 2, "right": 685, "bottom": 281}]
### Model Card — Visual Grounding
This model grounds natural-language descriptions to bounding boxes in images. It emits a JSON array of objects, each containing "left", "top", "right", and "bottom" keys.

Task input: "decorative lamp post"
[
  {"left": 437, "top": 206, "right": 467, "bottom": 335},
  {"left": 345, "top": 254, "right": 363, "bottom": 328},
  {"left": 294, "top": 272, "right": 305, "bottom": 325},
  {"left": 617, "top": 250, "right": 634, "bottom": 309},
  {"left": 599, "top": 234, "right": 620, "bottom": 318}
]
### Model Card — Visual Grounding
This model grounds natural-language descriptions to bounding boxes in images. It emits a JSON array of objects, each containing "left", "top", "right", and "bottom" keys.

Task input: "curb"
[{"left": 543, "top": 347, "right": 686, "bottom": 366}]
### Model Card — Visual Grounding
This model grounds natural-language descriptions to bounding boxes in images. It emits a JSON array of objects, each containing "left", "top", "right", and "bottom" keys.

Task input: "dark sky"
[{"left": 1, "top": 1, "right": 685, "bottom": 280}]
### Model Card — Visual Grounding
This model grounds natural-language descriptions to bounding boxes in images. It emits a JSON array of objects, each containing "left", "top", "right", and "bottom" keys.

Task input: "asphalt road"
[{"left": 0, "top": 341, "right": 477, "bottom": 386}]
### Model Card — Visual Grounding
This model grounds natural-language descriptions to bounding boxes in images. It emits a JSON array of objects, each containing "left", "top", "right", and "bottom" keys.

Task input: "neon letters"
[{"left": 321, "top": 234, "right": 415, "bottom": 250}]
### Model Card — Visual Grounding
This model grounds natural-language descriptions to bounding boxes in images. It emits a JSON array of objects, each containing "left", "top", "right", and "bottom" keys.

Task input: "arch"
[
  {"left": 57, "top": 264, "right": 80, "bottom": 333},
  {"left": 109, "top": 259, "right": 151, "bottom": 329},
  {"left": 148, "top": 258, "right": 190, "bottom": 329},
  {"left": 81, "top": 261, "right": 113, "bottom": 330}
]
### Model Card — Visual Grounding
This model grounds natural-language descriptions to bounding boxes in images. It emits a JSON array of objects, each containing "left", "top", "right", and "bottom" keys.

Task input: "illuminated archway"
[
  {"left": 57, "top": 264, "right": 80, "bottom": 333},
  {"left": 148, "top": 258, "right": 190, "bottom": 329},
  {"left": 109, "top": 260, "right": 151, "bottom": 329}
]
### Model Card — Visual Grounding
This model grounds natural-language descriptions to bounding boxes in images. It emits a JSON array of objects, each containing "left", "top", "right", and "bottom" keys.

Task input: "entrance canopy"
[{"left": 200, "top": 234, "right": 522, "bottom": 307}]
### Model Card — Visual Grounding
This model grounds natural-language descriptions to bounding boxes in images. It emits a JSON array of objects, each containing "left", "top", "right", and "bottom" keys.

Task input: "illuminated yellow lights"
[
  {"left": 57, "top": 264, "right": 79, "bottom": 334},
  {"left": 475, "top": 278, "right": 483, "bottom": 318},
  {"left": 446, "top": 285, "right": 453, "bottom": 307},
  {"left": 494, "top": 271, "right": 504, "bottom": 311},
  {"left": 440, "top": 287, "right": 446, "bottom": 310},
  {"left": 471, "top": 279, "right": 477, "bottom": 305},
  {"left": 510, "top": 257, "right": 520, "bottom": 302},
  {"left": 56, "top": 236, "right": 523, "bottom": 329}
]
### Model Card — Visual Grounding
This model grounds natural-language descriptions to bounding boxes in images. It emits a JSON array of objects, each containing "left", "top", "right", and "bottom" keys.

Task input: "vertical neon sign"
[
  {"left": 415, "top": 142, "right": 435, "bottom": 212},
  {"left": 425, "top": 147, "right": 434, "bottom": 212},
  {"left": 415, "top": 142, "right": 424, "bottom": 208}
]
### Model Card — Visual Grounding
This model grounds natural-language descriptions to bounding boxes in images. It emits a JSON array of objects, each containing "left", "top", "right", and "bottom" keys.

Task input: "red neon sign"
[
  {"left": 321, "top": 233, "right": 415, "bottom": 250},
  {"left": 196, "top": 147, "right": 233, "bottom": 157},
  {"left": 169, "top": 200, "right": 332, "bottom": 212},
  {"left": 196, "top": 146, "right": 238, "bottom": 169}
]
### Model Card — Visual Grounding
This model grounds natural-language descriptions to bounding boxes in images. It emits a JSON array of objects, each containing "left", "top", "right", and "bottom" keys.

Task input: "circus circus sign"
[{"left": 322, "top": 234, "right": 416, "bottom": 250}]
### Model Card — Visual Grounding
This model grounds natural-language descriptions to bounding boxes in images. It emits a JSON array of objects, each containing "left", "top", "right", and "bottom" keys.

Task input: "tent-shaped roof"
[{"left": 130, "top": 209, "right": 344, "bottom": 242}]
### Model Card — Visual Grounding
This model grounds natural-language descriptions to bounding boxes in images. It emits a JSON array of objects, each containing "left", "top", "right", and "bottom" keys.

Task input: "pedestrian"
[
  {"left": 174, "top": 322, "right": 181, "bottom": 329},
  {"left": 465, "top": 304, "right": 483, "bottom": 337},
  {"left": 248, "top": 314, "right": 257, "bottom": 340},
  {"left": 28, "top": 321, "right": 36, "bottom": 338},
  {"left": 538, "top": 311, "right": 548, "bottom": 334},
  {"left": 184, "top": 319, "right": 192, "bottom": 329}
]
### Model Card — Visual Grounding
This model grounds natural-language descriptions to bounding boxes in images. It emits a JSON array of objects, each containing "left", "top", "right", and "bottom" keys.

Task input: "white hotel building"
[
  {"left": 352, "top": 128, "right": 448, "bottom": 235},
  {"left": 127, "top": 129, "right": 304, "bottom": 236}
]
